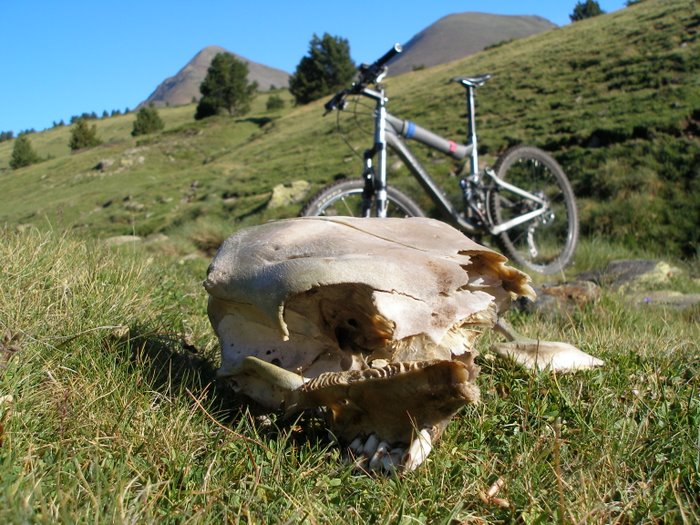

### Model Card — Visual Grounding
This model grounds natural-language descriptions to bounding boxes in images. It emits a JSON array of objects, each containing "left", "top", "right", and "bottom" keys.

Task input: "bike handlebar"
[
  {"left": 360, "top": 42, "right": 402, "bottom": 83},
  {"left": 324, "top": 43, "right": 402, "bottom": 114}
]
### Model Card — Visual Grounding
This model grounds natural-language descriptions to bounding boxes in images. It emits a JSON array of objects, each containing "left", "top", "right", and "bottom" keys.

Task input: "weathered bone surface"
[{"left": 204, "top": 216, "right": 566, "bottom": 472}]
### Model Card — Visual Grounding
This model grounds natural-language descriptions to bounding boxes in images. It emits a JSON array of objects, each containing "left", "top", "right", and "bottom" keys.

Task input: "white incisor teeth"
[
  {"left": 368, "top": 441, "right": 390, "bottom": 471},
  {"left": 361, "top": 434, "right": 380, "bottom": 457},
  {"left": 403, "top": 429, "right": 433, "bottom": 471},
  {"left": 348, "top": 437, "right": 363, "bottom": 455}
]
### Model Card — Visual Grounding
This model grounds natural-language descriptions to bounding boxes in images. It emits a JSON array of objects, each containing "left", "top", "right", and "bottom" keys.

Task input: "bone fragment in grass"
[
  {"left": 491, "top": 340, "right": 604, "bottom": 372},
  {"left": 486, "top": 477, "right": 505, "bottom": 499},
  {"left": 479, "top": 477, "right": 510, "bottom": 508}
]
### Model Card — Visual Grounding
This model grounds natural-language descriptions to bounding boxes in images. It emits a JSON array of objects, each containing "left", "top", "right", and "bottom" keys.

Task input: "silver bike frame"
[{"left": 362, "top": 83, "right": 551, "bottom": 234}]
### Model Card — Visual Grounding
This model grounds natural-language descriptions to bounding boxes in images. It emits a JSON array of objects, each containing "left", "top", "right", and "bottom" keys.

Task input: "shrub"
[
  {"left": 69, "top": 118, "right": 102, "bottom": 151},
  {"left": 10, "top": 134, "right": 41, "bottom": 169},
  {"left": 132, "top": 107, "right": 165, "bottom": 137},
  {"left": 266, "top": 94, "right": 285, "bottom": 111}
]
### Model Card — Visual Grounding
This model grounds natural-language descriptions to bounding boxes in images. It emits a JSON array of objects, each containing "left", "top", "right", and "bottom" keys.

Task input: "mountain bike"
[{"left": 300, "top": 44, "right": 579, "bottom": 275}]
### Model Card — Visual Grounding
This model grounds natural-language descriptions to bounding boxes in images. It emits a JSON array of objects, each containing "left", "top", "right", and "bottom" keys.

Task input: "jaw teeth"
[
  {"left": 361, "top": 434, "right": 380, "bottom": 456},
  {"left": 348, "top": 437, "right": 363, "bottom": 455},
  {"left": 368, "top": 441, "right": 391, "bottom": 471},
  {"left": 342, "top": 429, "right": 434, "bottom": 474}
]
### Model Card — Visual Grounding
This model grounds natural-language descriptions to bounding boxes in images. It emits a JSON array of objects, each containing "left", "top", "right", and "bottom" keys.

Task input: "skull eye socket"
[{"left": 334, "top": 325, "right": 355, "bottom": 351}]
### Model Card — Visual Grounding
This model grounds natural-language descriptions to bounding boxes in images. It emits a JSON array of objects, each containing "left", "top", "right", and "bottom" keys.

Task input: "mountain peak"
[
  {"left": 142, "top": 46, "right": 290, "bottom": 108},
  {"left": 388, "top": 12, "right": 556, "bottom": 75}
]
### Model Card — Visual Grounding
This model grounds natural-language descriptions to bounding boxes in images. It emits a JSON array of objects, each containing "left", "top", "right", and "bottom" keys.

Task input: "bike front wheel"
[
  {"left": 300, "top": 178, "right": 424, "bottom": 218},
  {"left": 488, "top": 146, "right": 579, "bottom": 275}
]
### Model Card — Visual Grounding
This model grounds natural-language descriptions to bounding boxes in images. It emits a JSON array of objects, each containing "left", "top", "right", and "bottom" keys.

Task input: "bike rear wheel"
[
  {"left": 300, "top": 178, "right": 424, "bottom": 218},
  {"left": 488, "top": 146, "right": 579, "bottom": 275}
]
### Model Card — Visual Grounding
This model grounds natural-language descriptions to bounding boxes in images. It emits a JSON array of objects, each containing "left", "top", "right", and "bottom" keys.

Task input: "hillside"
[
  {"left": 0, "top": 0, "right": 698, "bottom": 261},
  {"left": 142, "top": 45, "right": 290, "bottom": 107},
  {"left": 387, "top": 12, "right": 556, "bottom": 75}
]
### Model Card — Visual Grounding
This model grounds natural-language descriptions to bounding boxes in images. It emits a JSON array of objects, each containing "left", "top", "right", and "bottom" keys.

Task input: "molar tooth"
[
  {"left": 380, "top": 455, "right": 397, "bottom": 475},
  {"left": 370, "top": 359, "right": 389, "bottom": 369},
  {"left": 403, "top": 429, "right": 433, "bottom": 471},
  {"left": 380, "top": 447, "right": 401, "bottom": 475},
  {"left": 368, "top": 441, "right": 390, "bottom": 471},
  {"left": 349, "top": 436, "right": 363, "bottom": 455},
  {"left": 362, "top": 434, "right": 379, "bottom": 456}
]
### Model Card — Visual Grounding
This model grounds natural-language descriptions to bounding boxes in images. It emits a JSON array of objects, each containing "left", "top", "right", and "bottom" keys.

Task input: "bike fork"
[
  {"left": 363, "top": 146, "right": 389, "bottom": 218},
  {"left": 373, "top": 96, "right": 389, "bottom": 218},
  {"left": 361, "top": 151, "right": 375, "bottom": 217}
]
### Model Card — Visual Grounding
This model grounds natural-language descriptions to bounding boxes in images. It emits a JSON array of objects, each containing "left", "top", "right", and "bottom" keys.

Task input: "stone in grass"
[{"left": 267, "top": 180, "right": 311, "bottom": 209}]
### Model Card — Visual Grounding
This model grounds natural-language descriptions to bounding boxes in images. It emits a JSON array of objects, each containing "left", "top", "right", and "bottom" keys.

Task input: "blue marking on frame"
[{"left": 406, "top": 121, "right": 416, "bottom": 139}]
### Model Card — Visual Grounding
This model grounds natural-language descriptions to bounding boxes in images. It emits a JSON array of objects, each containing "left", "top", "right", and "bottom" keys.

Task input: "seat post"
[{"left": 466, "top": 86, "right": 479, "bottom": 175}]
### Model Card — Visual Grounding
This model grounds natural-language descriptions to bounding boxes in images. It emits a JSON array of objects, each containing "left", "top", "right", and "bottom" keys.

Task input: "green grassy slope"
[
  {"left": 0, "top": 0, "right": 698, "bottom": 259},
  {"left": 1, "top": 207, "right": 698, "bottom": 523}
]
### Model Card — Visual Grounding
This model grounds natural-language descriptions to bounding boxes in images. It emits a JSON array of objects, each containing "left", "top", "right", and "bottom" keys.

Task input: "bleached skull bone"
[{"left": 204, "top": 216, "right": 535, "bottom": 472}]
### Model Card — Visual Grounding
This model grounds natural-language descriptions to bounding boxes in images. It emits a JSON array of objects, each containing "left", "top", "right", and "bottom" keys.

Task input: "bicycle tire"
[
  {"left": 300, "top": 178, "right": 425, "bottom": 218},
  {"left": 488, "top": 146, "right": 579, "bottom": 275}
]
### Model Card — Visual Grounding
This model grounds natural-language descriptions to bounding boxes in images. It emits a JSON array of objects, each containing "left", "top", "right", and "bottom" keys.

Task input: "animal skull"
[{"left": 204, "top": 216, "right": 587, "bottom": 473}]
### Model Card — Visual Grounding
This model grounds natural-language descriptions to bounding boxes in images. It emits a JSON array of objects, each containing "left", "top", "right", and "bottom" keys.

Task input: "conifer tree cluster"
[
  {"left": 570, "top": 0, "right": 605, "bottom": 22},
  {"left": 289, "top": 33, "right": 355, "bottom": 105},
  {"left": 195, "top": 53, "right": 257, "bottom": 120}
]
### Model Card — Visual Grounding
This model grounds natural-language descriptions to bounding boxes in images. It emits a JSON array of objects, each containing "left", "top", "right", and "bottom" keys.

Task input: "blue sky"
[{"left": 1, "top": 1, "right": 626, "bottom": 135}]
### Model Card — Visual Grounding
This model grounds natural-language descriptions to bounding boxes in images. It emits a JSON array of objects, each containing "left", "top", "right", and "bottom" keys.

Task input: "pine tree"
[
  {"left": 289, "top": 33, "right": 355, "bottom": 105},
  {"left": 131, "top": 107, "right": 165, "bottom": 136},
  {"left": 69, "top": 118, "right": 102, "bottom": 151},
  {"left": 570, "top": 0, "right": 605, "bottom": 22},
  {"left": 10, "top": 134, "right": 41, "bottom": 169},
  {"left": 195, "top": 53, "right": 258, "bottom": 119}
]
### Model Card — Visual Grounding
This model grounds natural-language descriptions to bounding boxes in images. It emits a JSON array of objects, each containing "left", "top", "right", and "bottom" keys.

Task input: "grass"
[{"left": 1, "top": 225, "right": 698, "bottom": 523}]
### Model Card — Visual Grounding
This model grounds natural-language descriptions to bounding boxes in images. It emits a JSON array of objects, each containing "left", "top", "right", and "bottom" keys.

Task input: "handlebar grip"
[
  {"left": 324, "top": 91, "right": 348, "bottom": 114},
  {"left": 372, "top": 43, "right": 402, "bottom": 69},
  {"left": 324, "top": 97, "right": 338, "bottom": 112}
]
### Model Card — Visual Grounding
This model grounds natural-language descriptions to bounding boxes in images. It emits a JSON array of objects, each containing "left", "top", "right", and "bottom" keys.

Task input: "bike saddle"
[{"left": 452, "top": 74, "right": 492, "bottom": 88}]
